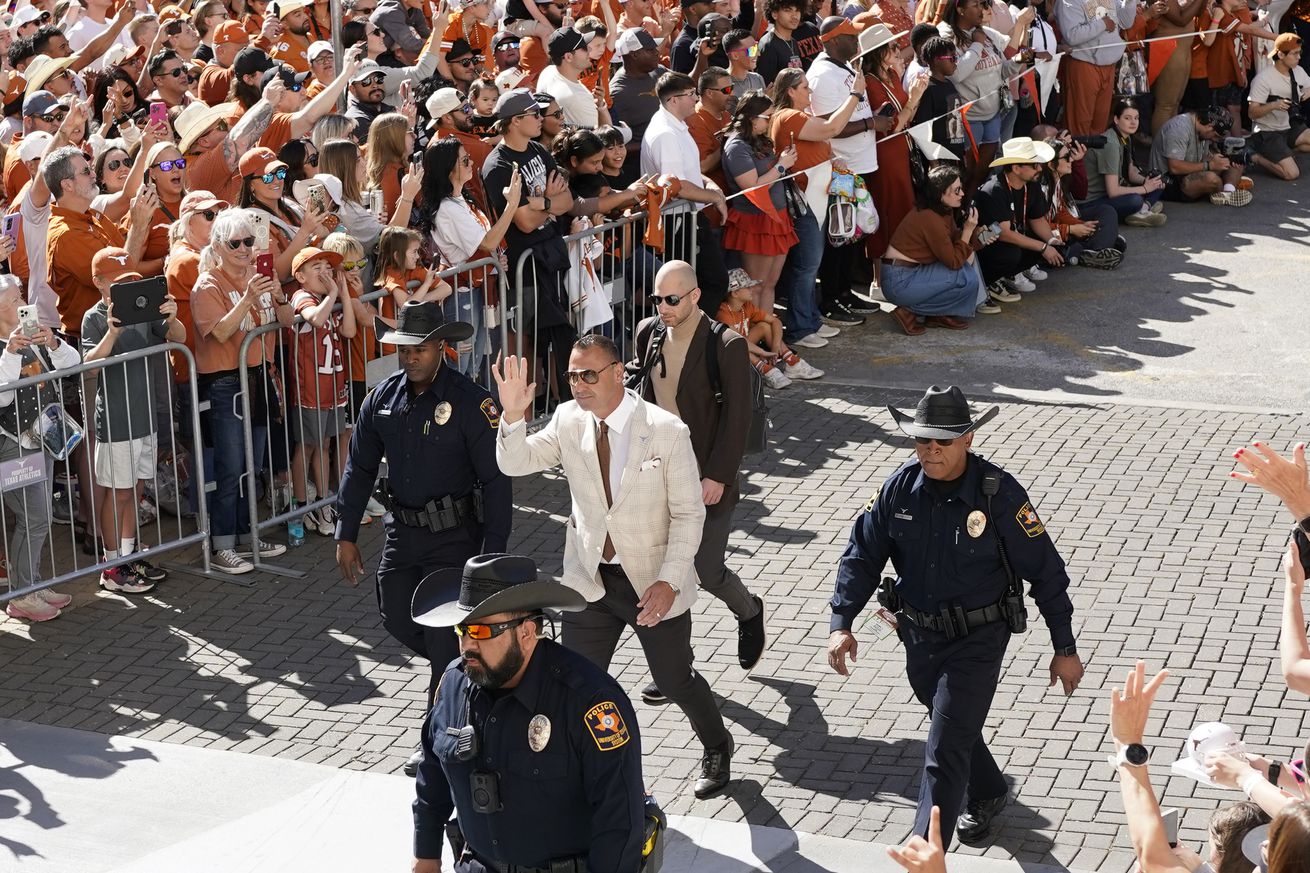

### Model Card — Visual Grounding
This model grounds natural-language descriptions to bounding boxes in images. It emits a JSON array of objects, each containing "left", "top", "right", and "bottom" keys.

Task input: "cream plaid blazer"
[{"left": 496, "top": 390, "right": 705, "bottom": 619}]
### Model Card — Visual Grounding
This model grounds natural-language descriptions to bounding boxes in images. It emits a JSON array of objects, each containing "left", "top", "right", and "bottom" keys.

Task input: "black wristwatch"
[
  {"left": 1297, "top": 514, "right": 1310, "bottom": 535},
  {"left": 541, "top": 196, "right": 552, "bottom": 213},
  {"left": 1054, "top": 645, "right": 1077, "bottom": 657},
  {"left": 1115, "top": 743, "right": 1150, "bottom": 768},
  {"left": 1269, "top": 761, "right": 1283, "bottom": 785}
]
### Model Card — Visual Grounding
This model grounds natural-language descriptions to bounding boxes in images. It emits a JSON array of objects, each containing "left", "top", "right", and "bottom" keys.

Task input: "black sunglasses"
[
  {"left": 159, "top": 66, "right": 185, "bottom": 78},
  {"left": 104, "top": 158, "right": 127, "bottom": 172},
  {"left": 40, "top": 109, "right": 69, "bottom": 124},
  {"left": 565, "top": 361, "right": 618, "bottom": 385},
  {"left": 228, "top": 236, "right": 256, "bottom": 249},
  {"left": 305, "top": 151, "right": 319, "bottom": 166},
  {"left": 356, "top": 73, "right": 385, "bottom": 86},
  {"left": 199, "top": 209, "right": 218, "bottom": 221},
  {"left": 914, "top": 436, "right": 957, "bottom": 446},
  {"left": 453, "top": 56, "right": 483, "bottom": 68},
  {"left": 649, "top": 293, "right": 687, "bottom": 306}
]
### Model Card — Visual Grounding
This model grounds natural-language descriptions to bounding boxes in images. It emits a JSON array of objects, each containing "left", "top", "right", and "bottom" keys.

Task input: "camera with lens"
[
  {"left": 1288, "top": 98, "right": 1305, "bottom": 126},
  {"left": 1071, "top": 134, "right": 1107, "bottom": 149},
  {"left": 1216, "top": 136, "right": 1250, "bottom": 165}
]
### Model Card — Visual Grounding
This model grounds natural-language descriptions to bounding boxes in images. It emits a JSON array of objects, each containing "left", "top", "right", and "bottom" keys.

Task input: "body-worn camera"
[
  {"left": 470, "top": 771, "right": 503, "bottom": 813},
  {"left": 1071, "top": 134, "right": 1107, "bottom": 149}
]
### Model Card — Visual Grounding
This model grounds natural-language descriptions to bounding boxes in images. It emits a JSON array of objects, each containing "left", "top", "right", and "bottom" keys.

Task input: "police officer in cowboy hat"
[
  {"left": 826, "top": 385, "right": 1084, "bottom": 847},
  {"left": 335, "top": 300, "right": 512, "bottom": 776},
  {"left": 410, "top": 553, "right": 648, "bottom": 873}
]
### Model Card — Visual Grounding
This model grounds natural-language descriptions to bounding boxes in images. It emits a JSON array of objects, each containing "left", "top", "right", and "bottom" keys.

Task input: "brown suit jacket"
[{"left": 633, "top": 312, "right": 753, "bottom": 488}]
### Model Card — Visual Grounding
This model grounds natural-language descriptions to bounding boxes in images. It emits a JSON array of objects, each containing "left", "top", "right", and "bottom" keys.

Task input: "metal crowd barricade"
[
  {"left": 233, "top": 262, "right": 505, "bottom": 577},
  {"left": 0, "top": 342, "right": 213, "bottom": 603},
  {"left": 507, "top": 203, "right": 701, "bottom": 425}
]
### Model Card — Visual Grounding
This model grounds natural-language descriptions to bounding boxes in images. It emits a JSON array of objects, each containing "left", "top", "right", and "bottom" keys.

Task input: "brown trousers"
[{"left": 1061, "top": 57, "right": 1118, "bottom": 136}]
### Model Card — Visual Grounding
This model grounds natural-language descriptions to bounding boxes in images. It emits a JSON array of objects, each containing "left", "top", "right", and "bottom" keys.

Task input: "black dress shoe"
[
  {"left": 403, "top": 745, "right": 425, "bottom": 777},
  {"left": 640, "top": 681, "right": 669, "bottom": 704},
  {"left": 693, "top": 738, "right": 733, "bottom": 799},
  {"left": 738, "top": 596, "right": 766, "bottom": 670},
  {"left": 956, "top": 793, "right": 1008, "bottom": 843}
]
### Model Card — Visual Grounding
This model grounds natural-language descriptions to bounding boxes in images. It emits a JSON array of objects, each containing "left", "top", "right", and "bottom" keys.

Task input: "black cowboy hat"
[
  {"left": 375, "top": 300, "right": 473, "bottom": 347},
  {"left": 412, "top": 554, "right": 587, "bottom": 628},
  {"left": 887, "top": 385, "right": 999, "bottom": 441}
]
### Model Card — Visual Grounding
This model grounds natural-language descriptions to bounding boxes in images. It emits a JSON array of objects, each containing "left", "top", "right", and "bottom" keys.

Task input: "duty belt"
[
  {"left": 471, "top": 854, "right": 585, "bottom": 873},
  {"left": 898, "top": 600, "right": 1006, "bottom": 640},
  {"left": 391, "top": 494, "right": 476, "bottom": 533}
]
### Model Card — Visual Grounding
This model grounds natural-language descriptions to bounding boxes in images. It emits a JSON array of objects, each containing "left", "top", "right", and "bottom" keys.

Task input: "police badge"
[{"left": 528, "top": 714, "right": 551, "bottom": 752}]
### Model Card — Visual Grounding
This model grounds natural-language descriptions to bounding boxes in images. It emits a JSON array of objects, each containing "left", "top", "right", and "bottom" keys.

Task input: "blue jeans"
[
  {"left": 881, "top": 261, "right": 980, "bottom": 318},
  {"left": 206, "top": 372, "right": 268, "bottom": 550},
  {"left": 1082, "top": 189, "right": 1163, "bottom": 220},
  {"left": 778, "top": 208, "right": 822, "bottom": 340}
]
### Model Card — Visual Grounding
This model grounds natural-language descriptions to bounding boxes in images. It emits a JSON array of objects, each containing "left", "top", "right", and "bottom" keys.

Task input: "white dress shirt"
[
  {"left": 592, "top": 389, "right": 636, "bottom": 498},
  {"left": 641, "top": 106, "right": 707, "bottom": 191}
]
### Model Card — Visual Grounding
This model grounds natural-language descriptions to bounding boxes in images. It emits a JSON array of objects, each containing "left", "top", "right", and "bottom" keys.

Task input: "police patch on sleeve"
[
  {"left": 1015, "top": 502, "right": 1045, "bottom": 538},
  {"left": 480, "top": 398, "right": 500, "bottom": 429},
  {"left": 584, "top": 701, "right": 631, "bottom": 751}
]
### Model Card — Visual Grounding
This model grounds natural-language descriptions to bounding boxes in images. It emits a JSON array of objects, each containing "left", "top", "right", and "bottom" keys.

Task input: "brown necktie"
[{"left": 596, "top": 421, "right": 616, "bottom": 561}]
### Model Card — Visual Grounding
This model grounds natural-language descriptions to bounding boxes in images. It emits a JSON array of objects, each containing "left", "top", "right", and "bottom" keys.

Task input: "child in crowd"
[
  {"left": 81, "top": 248, "right": 186, "bottom": 594},
  {"left": 377, "top": 226, "right": 453, "bottom": 317},
  {"left": 467, "top": 78, "right": 500, "bottom": 138},
  {"left": 716, "top": 268, "right": 823, "bottom": 389},
  {"left": 289, "top": 247, "right": 357, "bottom": 537},
  {"left": 595, "top": 124, "right": 631, "bottom": 189}
]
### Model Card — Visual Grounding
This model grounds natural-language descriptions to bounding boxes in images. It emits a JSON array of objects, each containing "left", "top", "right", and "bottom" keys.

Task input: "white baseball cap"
[
  {"left": 17, "top": 131, "right": 50, "bottom": 162},
  {"left": 1187, "top": 722, "right": 1243, "bottom": 766},
  {"left": 308, "top": 40, "right": 333, "bottom": 61}
]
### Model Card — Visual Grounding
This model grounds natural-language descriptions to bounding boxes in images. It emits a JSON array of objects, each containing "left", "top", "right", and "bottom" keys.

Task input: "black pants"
[
  {"left": 977, "top": 240, "right": 1043, "bottom": 285},
  {"left": 375, "top": 522, "right": 475, "bottom": 692},
  {"left": 666, "top": 212, "right": 729, "bottom": 316},
  {"left": 695, "top": 484, "right": 757, "bottom": 621},
  {"left": 818, "top": 240, "right": 863, "bottom": 309},
  {"left": 901, "top": 618, "right": 1011, "bottom": 843},
  {"left": 563, "top": 563, "right": 731, "bottom": 750},
  {"left": 1063, "top": 202, "right": 1119, "bottom": 261}
]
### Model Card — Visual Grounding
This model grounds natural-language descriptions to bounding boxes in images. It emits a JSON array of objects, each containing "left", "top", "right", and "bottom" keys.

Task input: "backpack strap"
[{"left": 705, "top": 321, "right": 727, "bottom": 406}]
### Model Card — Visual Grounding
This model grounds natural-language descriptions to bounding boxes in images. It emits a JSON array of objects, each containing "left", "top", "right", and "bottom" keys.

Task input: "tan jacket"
[{"left": 495, "top": 390, "right": 705, "bottom": 619}]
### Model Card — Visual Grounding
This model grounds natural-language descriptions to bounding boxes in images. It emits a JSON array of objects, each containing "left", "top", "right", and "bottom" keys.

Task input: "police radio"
[{"left": 981, "top": 471, "right": 1028, "bottom": 635}]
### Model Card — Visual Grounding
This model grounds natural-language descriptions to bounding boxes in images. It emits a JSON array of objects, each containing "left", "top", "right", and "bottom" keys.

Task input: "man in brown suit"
[{"left": 630, "top": 260, "right": 766, "bottom": 705}]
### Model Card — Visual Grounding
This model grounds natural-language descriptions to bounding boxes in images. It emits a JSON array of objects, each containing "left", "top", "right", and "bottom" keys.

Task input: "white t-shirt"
[
  {"left": 66, "top": 16, "right": 135, "bottom": 69},
  {"left": 431, "top": 197, "right": 489, "bottom": 265},
  {"left": 538, "top": 65, "right": 598, "bottom": 128},
  {"left": 1249, "top": 64, "right": 1310, "bottom": 132},
  {"left": 806, "top": 52, "right": 879, "bottom": 174}
]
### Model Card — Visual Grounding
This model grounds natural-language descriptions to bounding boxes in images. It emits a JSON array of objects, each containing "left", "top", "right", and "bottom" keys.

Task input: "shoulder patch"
[
  {"left": 480, "top": 397, "right": 500, "bottom": 429},
  {"left": 863, "top": 485, "right": 881, "bottom": 514},
  {"left": 584, "top": 701, "right": 631, "bottom": 751},
  {"left": 1015, "top": 502, "right": 1045, "bottom": 538}
]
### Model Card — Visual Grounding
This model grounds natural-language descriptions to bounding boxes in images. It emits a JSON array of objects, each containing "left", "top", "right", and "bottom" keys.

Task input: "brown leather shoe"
[
  {"left": 924, "top": 315, "right": 970, "bottom": 330},
  {"left": 891, "top": 307, "right": 925, "bottom": 335}
]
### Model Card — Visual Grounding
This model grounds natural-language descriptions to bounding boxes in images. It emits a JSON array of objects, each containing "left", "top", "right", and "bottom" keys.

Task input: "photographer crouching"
[
  {"left": 1247, "top": 34, "right": 1310, "bottom": 182},
  {"left": 1146, "top": 105, "right": 1253, "bottom": 207}
]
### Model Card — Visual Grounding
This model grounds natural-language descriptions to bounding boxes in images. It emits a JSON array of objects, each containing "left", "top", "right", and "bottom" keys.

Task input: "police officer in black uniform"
[
  {"left": 410, "top": 553, "right": 650, "bottom": 873},
  {"left": 827, "top": 386, "right": 1085, "bottom": 848},
  {"left": 335, "top": 301, "right": 512, "bottom": 775}
]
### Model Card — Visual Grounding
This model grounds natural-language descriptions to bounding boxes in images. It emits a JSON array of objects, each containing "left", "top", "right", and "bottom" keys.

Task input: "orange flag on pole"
[{"left": 742, "top": 185, "right": 787, "bottom": 226}]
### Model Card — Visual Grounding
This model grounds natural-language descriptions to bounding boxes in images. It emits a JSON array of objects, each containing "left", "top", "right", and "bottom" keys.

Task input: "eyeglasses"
[
  {"left": 730, "top": 44, "right": 759, "bottom": 57},
  {"left": 228, "top": 236, "right": 256, "bottom": 249},
  {"left": 356, "top": 73, "right": 385, "bottom": 86},
  {"left": 250, "top": 167, "right": 288, "bottom": 183},
  {"left": 39, "top": 109, "right": 68, "bottom": 123},
  {"left": 287, "top": 81, "right": 303, "bottom": 91},
  {"left": 932, "top": 52, "right": 958, "bottom": 62},
  {"left": 339, "top": 258, "right": 367, "bottom": 270},
  {"left": 198, "top": 209, "right": 218, "bottom": 221},
  {"left": 914, "top": 436, "right": 956, "bottom": 446},
  {"left": 154, "top": 158, "right": 187, "bottom": 171},
  {"left": 497, "top": 40, "right": 520, "bottom": 50},
  {"left": 706, "top": 85, "right": 733, "bottom": 95},
  {"left": 453, "top": 613, "right": 541, "bottom": 640},
  {"left": 187, "top": 71, "right": 200, "bottom": 84},
  {"left": 52, "top": 69, "right": 72, "bottom": 81},
  {"left": 565, "top": 361, "right": 618, "bottom": 385},
  {"left": 672, "top": 91, "right": 696, "bottom": 100},
  {"left": 105, "top": 158, "right": 127, "bottom": 172}
]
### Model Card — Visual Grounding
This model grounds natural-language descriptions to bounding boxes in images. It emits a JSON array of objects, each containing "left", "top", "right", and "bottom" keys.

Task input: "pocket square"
[{"left": 640, "top": 458, "right": 662, "bottom": 470}]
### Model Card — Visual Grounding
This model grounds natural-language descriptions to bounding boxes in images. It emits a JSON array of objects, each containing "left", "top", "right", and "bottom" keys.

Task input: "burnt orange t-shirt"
[
  {"left": 165, "top": 240, "right": 201, "bottom": 381},
  {"left": 770, "top": 108, "right": 829, "bottom": 191},
  {"left": 258, "top": 112, "right": 295, "bottom": 152},
  {"left": 443, "top": 12, "right": 495, "bottom": 55},
  {"left": 271, "top": 31, "right": 311, "bottom": 73},
  {"left": 191, "top": 266, "right": 281, "bottom": 373},
  {"left": 187, "top": 144, "right": 241, "bottom": 205},
  {"left": 580, "top": 49, "right": 614, "bottom": 107},
  {"left": 4, "top": 136, "right": 30, "bottom": 204},
  {"left": 132, "top": 198, "right": 183, "bottom": 274},
  {"left": 47, "top": 204, "right": 127, "bottom": 337},
  {"left": 687, "top": 103, "right": 728, "bottom": 189},
  {"left": 198, "top": 64, "right": 233, "bottom": 106},
  {"left": 519, "top": 36, "right": 548, "bottom": 88},
  {"left": 346, "top": 282, "right": 378, "bottom": 385}
]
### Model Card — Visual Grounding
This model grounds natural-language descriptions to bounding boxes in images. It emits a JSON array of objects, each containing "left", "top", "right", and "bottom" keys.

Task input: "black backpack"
[{"left": 627, "top": 321, "right": 769, "bottom": 456}]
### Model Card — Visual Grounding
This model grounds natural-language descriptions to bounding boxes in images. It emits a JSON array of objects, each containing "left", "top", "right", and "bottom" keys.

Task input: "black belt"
[
  {"left": 881, "top": 257, "right": 921, "bottom": 268},
  {"left": 470, "top": 854, "right": 584, "bottom": 873},
  {"left": 898, "top": 600, "right": 1006, "bottom": 640},
  {"left": 391, "top": 494, "right": 475, "bottom": 532}
]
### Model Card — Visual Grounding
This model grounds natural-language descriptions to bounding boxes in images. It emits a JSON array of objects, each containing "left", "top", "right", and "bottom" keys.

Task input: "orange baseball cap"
[
  {"left": 291, "top": 246, "right": 344, "bottom": 275},
  {"left": 238, "top": 146, "right": 287, "bottom": 178},
  {"left": 213, "top": 20, "right": 250, "bottom": 47},
  {"left": 91, "top": 247, "right": 143, "bottom": 283}
]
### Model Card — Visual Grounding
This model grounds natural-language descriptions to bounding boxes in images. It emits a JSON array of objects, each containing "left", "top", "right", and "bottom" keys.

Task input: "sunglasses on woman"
[
  {"left": 227, "top": 236, "right": 256, "bottom": 249},
  {"left": 250, "top": 167, "right": 288, "bottom": 183},
  {"left": 305, "top": 151, "right": 319, "bottom": 166},
  {"left": 154, "top": 158, "right": 187, "bottom": 171},
  {"left": 543, "top": 108, "right": 565, "bottom": 119},
  {"left": 104, "top": 158, "right": 127, "bottom": 172}
]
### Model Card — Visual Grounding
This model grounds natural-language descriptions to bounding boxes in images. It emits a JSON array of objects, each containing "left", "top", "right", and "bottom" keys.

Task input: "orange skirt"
[{"left": 724, "top": 208, "right": 798, "bottom": 256}]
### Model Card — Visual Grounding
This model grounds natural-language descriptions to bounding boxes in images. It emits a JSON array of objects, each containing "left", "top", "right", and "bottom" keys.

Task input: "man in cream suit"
[{"left": 493, "top": 334, "right": 735, "bottom": 799}]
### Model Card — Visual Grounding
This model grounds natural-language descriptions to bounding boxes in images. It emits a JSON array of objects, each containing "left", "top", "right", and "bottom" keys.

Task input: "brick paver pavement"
[{"left": 1, "top": 384, "right": 1306, "bottom": 872}]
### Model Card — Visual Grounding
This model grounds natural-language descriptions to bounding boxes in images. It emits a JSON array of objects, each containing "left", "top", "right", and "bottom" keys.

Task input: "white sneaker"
[
  {"left": 1024, "top": 265, "right": 1048, "bottom": 282},
  {"left": 1008, "top": 272, "right": 1036, "bottom": 293},
  {"left": 792, "top": 332, "right": 829, "bottom": 349},
  {"left": 761, "top": 368, "right": 792, "bottom": 389},
  {"left": 976, "top": 300, "right": 1003, "bottom": 315},
  {"left": 317, "top": 505, "right": 338, "bottom": 536},
  {"left": 37, "top": 588, "right": 72, "bottom": 608},
  {"left": 784, "top": 359, "right": 824, "bottom": 380},
  {"left": 365, "top": 497, "right": 387, "bottom": 517},
  {"left": 988, "top": 282, "right": 1021, "bottom": 304},
  {"left": 211, "top": 549, "right": 254, "bottom": 575},
  {"left": 815, "top": 324, "right": 841, "bottom": 338},
  {"left": 6, "top": 593, "right": 60, "bottom": 621}
]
